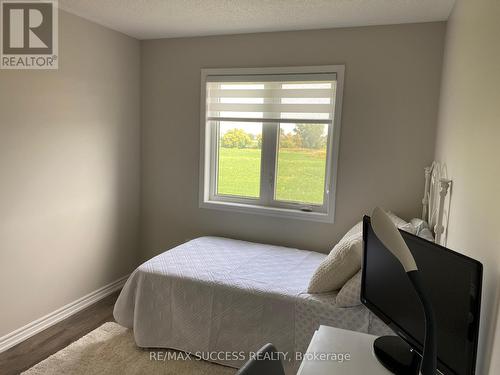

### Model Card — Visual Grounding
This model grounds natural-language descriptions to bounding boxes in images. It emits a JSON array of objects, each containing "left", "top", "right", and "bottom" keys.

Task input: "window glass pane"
[
  {"left": 275, "top": 123, "right": 328, "bottom": 205},
  {"left": 217, "top": 121, "right": 262, "bottom": 198}
]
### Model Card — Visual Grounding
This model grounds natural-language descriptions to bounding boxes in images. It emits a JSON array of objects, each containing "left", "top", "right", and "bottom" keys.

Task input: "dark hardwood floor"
[{"left": 0, "top": 291, "right": 120, "bottom": 375}]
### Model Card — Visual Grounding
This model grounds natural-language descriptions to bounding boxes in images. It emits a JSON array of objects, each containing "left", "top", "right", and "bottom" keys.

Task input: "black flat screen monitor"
[{"left": 361, "top": 216, "right": 482, "bottom": 375}]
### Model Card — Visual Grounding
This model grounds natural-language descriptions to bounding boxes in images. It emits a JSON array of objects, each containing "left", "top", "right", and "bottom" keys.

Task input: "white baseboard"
[{"left": 0, "top": 274, "right": 129, "bottom": 353}]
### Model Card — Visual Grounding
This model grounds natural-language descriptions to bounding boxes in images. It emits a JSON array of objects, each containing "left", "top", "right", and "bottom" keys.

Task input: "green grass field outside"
[{"left": 217, "top": 147, "right": 327, "bottom": 204}]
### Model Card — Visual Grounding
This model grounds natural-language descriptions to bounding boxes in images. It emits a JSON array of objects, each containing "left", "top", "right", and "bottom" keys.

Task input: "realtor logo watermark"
[{"left": 1, "top": 0, "right": 58, "bottom": 69}]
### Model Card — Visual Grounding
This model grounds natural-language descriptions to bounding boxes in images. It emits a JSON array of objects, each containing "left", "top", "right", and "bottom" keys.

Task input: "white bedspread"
[{"left": 114, "top": 237, "right": 390, "bottom": 372}]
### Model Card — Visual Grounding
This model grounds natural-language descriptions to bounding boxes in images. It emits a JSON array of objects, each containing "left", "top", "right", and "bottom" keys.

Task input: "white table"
[{"left": 297, "top": 325, "right": 392, "bottom": 375}]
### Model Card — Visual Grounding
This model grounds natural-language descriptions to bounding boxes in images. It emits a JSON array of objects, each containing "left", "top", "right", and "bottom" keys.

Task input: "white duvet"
[{"left": 114, "top": 237, "right": 390, "bottom": 372}]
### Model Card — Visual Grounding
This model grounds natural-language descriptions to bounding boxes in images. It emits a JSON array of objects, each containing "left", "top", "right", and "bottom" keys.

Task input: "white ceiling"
[{"left": 59, "top": 0, "right": 455, "bottom": 40}]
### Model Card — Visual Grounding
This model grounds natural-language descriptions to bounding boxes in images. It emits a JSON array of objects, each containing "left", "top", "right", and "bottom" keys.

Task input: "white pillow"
[
  {"left": 410, "top": 218, "right": 435, "bottom": 241},
  {"left": 336, "top": 270, "right": 362, "bottom": 307},
  {"left": 307, "top": 222, "right": 363, "bottom": 293},
  {"left": 333, "top": 214, "right": 427, "bottom": 306},
  {"left": 387, "top": 212, "right": 417, "bottom": 235},
  {"left": 418, "top": 227, "right": 434, "bottom": 242},
  {"left": 335, "top": 214, "right": 417, "bottom": 304},
  {"left": 307, "top": 211, "right": 416, "bottom": 294},
  {"left": 410, "top": 218, "right": 427, "bottom": 233},
  {"left": 386, "top": 211, "right": 408, "bottom": 227}
]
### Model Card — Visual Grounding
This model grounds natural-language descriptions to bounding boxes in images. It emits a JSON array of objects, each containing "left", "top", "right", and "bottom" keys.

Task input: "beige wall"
[
  {"left": 0, "top": 11, "right": 141, "bottom": 336},
  {"left": 140, "top": 22, "right": 446, "bottom": 260},
  {"left": 434, "top": 1, "right": 500, "bottom": 373}
]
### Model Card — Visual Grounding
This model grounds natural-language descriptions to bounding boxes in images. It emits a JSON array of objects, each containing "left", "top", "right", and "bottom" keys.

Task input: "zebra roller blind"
[{"left": 205, "top": 73, "right": 337, "bottom": 124}]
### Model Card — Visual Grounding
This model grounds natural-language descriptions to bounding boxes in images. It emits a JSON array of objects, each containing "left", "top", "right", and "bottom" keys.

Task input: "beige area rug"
[{"left": 23, "top": 322, "right": 237, "bottom": 375}]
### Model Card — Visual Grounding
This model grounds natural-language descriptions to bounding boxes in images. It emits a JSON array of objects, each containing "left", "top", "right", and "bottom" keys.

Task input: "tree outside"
[
  {"left": 279, "top": 128, "right": 301, "bottom": 148},
  {"left": 221, "top": 124, "right": 326, "bottom": 150},
  {"left": 221, "top": 128, "right": 253, "bottom": 148},
  {"left": 293, "top": 124, "right": 326, "bottom": 149}
]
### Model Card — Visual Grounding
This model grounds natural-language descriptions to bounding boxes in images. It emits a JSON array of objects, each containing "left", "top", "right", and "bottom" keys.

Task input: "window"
[{"left": 199, "top": 66, "right": 344, "bottom": 222}]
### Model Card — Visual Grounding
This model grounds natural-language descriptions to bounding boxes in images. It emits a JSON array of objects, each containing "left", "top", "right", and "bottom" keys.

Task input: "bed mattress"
[{"left": 114, "top": 236, "right": 390, "bottom": 372}]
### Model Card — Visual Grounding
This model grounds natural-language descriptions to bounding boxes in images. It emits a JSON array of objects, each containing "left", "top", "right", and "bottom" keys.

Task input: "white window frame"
[{"left": 199, "top": 65, "right": 344, "bottom": 223}]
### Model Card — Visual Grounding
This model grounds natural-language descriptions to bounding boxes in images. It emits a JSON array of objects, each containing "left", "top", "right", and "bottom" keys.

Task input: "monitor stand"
[{"left": 373, "top": 336, "right": 421, "bottom": 374}]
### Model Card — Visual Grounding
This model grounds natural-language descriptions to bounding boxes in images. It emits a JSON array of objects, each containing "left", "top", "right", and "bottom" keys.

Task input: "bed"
[
  {"left": 113, "top": 162, "right": 451, "bottom": 372},
  {"left": 114, "top": 236, "right": 390, "bottom": 372}
]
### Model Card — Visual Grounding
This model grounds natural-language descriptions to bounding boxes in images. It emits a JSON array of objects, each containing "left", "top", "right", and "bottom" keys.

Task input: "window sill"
[{"left": 200, "top": 199, "right": 334, "bottom": 223}]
